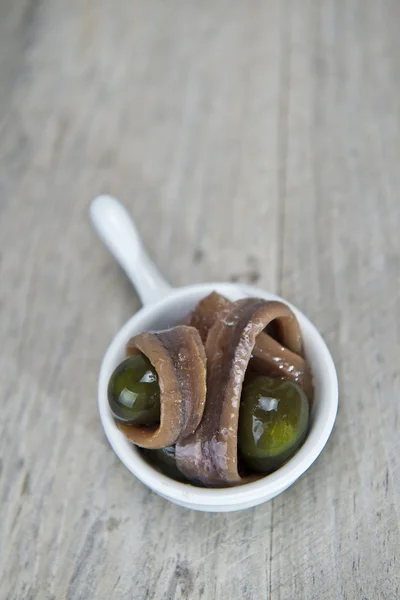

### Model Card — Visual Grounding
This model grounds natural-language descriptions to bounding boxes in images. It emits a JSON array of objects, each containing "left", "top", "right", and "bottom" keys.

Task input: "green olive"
[
  {"left": 142, "top": 446, "right": 187, "bottom": 482},
  {"left": 108, "top": 354, "right": 160, "bottom": 426},
  {"left": 238, "top": 376, "right": 309, "bottom": 473}
]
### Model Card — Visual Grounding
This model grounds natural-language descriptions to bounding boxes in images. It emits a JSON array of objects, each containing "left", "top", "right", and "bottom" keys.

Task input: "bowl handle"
[{"left": 90, "top": 195, "right": 172, "bottom": 305}]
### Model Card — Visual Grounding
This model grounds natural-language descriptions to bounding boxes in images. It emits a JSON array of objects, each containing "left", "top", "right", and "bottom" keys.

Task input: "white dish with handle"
[{"left": 90, "top": 195, "right": 338, "bottom": 512}]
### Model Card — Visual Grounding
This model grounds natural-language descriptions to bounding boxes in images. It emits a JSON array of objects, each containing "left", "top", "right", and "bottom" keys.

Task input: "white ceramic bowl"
[{"left": 91, "top": 196, "right": 338, "bottom": 512}]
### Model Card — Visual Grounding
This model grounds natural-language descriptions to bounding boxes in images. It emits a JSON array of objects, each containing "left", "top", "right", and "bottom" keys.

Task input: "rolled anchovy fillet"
[
  {"left": 184, "top": 292, "right": 230, "bottom": 343},
  {"left": 118, "top": 326, "right": 207, "bottom": 449},
  {"left": 186, "top": 292, "right": 312, "bottom": 399},
  {"left": 176, "top": 299, "right": 307, "bottom": 486}
]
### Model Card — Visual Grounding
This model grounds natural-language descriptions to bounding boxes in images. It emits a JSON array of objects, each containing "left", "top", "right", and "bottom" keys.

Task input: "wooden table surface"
[{"left": 1, "top": 1, "right": 399, "bottom": 598}]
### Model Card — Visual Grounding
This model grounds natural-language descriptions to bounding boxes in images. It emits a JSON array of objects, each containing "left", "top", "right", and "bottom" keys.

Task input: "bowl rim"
[{"left": 98, "top": 282, "right": 338, "bottom": 507}]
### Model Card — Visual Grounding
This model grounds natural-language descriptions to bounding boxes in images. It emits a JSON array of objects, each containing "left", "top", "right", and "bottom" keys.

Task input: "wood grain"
[{"left": 0, "top": 0, "right": 399, "bottom": 598}]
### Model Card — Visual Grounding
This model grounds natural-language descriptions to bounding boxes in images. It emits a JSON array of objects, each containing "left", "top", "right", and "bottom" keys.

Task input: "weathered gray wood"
[
  {"left": 0, "top": 1, "right": 399, "bottom": 599},
  {"left": 271, "top": 3, "right": 400, "bottom": 599}
]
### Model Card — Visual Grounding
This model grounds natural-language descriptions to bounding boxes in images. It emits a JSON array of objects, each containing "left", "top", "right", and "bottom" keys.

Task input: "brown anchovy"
[
  {"left": 184, "top": 292, "right": 230, "bottom": 343},
  {"left": 185, "top": 292, "right": 312, "bottom": 399},
  {"left": 176, "top": 298, "right": 308, "bottom": 486},
  {"left": 117, "top": 325, "right": 207, "bottom": 449}
]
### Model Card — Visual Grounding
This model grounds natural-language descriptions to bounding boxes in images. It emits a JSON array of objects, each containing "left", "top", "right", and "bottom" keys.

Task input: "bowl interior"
[{"left": 98, "top": 283, "right": 338, "bottom": 509}]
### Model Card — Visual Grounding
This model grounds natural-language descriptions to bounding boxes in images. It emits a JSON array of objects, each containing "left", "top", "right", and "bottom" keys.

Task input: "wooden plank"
[{"left": 273, "top": 1, "right": 400, "bottom": 599}]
